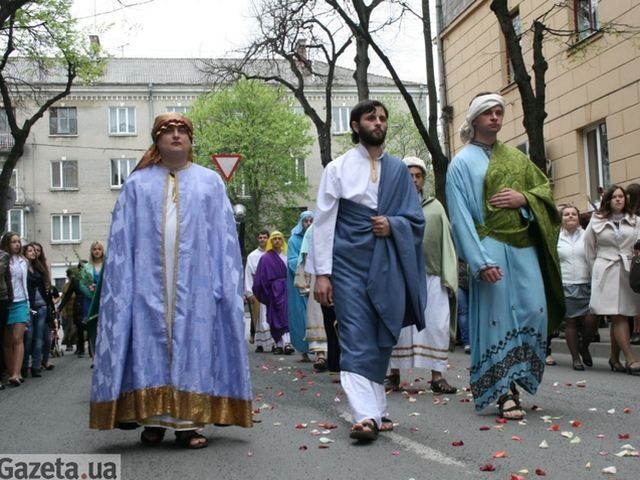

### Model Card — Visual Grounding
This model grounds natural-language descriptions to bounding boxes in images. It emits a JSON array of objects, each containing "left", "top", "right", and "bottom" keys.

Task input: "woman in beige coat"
[{"left": 584, "top": 185, "right": 640, "bottom": 374}]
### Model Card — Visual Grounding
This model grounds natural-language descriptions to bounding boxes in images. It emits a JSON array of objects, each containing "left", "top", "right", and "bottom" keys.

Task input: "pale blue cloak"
[
  {"left": 90, "top": 163, "right": 252, "bottom": 429},
  {"left": 446, "top": 144, "right": 547, "bottom": 412},
  {"left": 287, "top": 212, "right": 312, "bottom": 353}
]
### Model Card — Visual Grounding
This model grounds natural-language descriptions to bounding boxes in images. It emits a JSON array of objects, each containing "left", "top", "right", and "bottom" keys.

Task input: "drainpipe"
[
  {"left": 148, "top": 83, "right": 154, "bottom": 127},
  {"left": 435, "top": 0, "right": 452, "bottom": 159}
]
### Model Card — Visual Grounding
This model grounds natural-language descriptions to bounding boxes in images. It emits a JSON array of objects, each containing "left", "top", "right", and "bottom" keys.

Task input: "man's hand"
[
  {"left": 489, "top": 188, "right": 527, "bottom": 209},
  {"left": 479, "top": 266, "right": 503, "bottom": 283},
  {"left": 245, "top": 294, "right": 255, "bottom": 303},
  {"left": 371, "top": 216, "right": 391, "bottom": 237},
  {"left": 314, "top": 275, "right": 333, "bottom": 306}
]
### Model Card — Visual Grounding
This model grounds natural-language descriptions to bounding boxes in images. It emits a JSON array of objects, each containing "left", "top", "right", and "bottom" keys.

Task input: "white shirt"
[
  {"left": 244, "top": 247, "right": 265, "bottom": 297},
  {"left": 557, "top": 228, "right": 590, "bottom": 285},
  {"left": 9, "top": 255, "right": 28, "bottom": 303},
  {"left": 311, "top": 145, "right": 381, "bottom": 275}
]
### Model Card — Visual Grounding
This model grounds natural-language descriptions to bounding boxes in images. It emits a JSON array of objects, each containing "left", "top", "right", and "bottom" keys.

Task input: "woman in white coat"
[{"left": 584, "top": 185, "right": 640, "bottom": 374}]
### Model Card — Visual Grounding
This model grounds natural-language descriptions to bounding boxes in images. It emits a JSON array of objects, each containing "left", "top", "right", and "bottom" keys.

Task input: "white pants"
[{"left": 341, "top": 371, "right": 388, "bottom": 427}]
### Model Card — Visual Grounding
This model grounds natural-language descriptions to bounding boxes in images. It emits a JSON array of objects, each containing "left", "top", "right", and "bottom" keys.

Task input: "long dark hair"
[
  {"left": 596, "top": 184, "right": 631, "bottom": 218},
  {"left": 24, "top": 243, "right": 51, "bottom": 288},
  {"left": 0, "top": 231, "right": 20, "bottom": 255},
  {"left": 627, "top": 183, "right": 640, "bottom": 215}
]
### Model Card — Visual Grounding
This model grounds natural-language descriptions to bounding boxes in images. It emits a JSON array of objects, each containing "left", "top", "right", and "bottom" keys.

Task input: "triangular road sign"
[{"left": 211, "top": 154, "right": 242, "bottom": 182}]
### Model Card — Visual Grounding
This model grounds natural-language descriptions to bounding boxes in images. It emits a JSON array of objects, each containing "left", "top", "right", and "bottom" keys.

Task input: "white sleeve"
[{"left": 310, "top": 164, "right": 340, "bottom": 275}]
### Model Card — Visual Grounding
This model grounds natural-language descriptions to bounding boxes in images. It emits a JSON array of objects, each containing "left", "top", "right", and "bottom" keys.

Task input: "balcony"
[{"left": 0, "top": 133, "right": 15, "bottom": 151}]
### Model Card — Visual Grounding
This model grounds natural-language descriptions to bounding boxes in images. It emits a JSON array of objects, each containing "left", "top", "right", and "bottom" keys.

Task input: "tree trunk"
[{"left": 353, "top": 34, "right": 370, "bottom": 100}]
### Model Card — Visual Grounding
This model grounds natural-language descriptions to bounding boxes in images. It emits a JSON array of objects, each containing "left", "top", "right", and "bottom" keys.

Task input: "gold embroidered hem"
[{"left": 90, "top": 386, "right": 253, "bottom": 430}]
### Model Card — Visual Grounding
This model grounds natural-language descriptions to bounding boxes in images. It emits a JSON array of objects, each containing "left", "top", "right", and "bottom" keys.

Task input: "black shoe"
[
  {"left": 431, "top": 377, "right": 458, "bottom": 394},
  {"left": 384, "top": 374, "right": 401, "bottom": 391},
  {"left": 631, "top": 333, "right": 640, "bottom": 346},
  {"left": 272, "top": 347, "right": 284, "bottom": 355},
  {"left": 626, "top": 361, "right": 640, "bottom": 375},
  {"left": 572, "top": 361, "right": 585, "bottom": 371},
  {"left": 30, "top": 368, "right": 42, "bottom": 377},
  {"left": 20, "top": 368, "right": 29, "bottom": 379},
  {"left": 255, "top": 346, "right": 264, "bottom": 353},
  {"left": 608, "top": 359, "right": 626, "bottom": 373},
  {"left": 283, "top": 344, "right": 295, "bottom": 355}
]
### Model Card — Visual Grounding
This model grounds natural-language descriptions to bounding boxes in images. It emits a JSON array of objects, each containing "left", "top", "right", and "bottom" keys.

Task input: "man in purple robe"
[{"left": 253, "top": 231, "right": 292, "bottom": 355}]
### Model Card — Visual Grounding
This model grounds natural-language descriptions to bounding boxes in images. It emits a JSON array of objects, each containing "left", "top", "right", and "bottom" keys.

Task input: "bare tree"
[
  {"left": 0, "top": 0, "right": 105, "bottom": 229},
  {"left": 202, "top": 0, "right": 351, "bottom": 167},
  {"left": 325, "top": 0, "right": 449, "bottom": 202}
]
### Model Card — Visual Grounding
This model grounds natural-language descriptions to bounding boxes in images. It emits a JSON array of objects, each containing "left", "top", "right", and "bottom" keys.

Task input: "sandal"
[
  {"left": 545, "top": 355, "right": 557, "bottom": 366},
  {"left": 313, "top": 357, "right": 328, "bottom": 372},
  {"left": 383, "top": 374, "right": 401, "bottom": 392},
  {"left": 175, "top": 430, "right": 208, "bottom": 449},
  {"left": 349, "top": 419, "right": 379, "bottom": 442},
  {"left": 431, "top": 378, "right": 458, "bottom": 395},
  {"left": 497, "top": 392, "right": 525, "bottom": 420},
  {"left": 140, "top": 427, "right": 166, "bottom": 445},
  {"left": 379, "top": 417, "right": 394, "bottom": 432},
  {"left": 283, "top": 344, "right": 295, "bottom": 355}
]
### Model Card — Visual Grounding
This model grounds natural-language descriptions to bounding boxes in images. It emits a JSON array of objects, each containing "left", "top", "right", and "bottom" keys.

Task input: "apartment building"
[
  {"left": 437, "top": 0, "right": 640, "bottom": 208},
  {"left": 1, "top": 57, "right": 425, "bottom": 287}
]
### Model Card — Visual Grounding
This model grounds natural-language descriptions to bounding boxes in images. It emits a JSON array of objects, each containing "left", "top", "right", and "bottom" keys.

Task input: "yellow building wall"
[{"left": 440, "top": 0, "right": 640, "bottom": 209}]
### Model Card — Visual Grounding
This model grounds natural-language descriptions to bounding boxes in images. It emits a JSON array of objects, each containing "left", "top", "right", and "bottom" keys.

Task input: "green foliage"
[{"left": 189, "top": 80, "right": 313, "bottom": 245}]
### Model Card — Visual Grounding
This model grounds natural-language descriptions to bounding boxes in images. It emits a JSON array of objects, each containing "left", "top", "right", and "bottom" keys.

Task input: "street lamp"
[{"left": 233, "top": 203, "right": 247, "bottom": 262}]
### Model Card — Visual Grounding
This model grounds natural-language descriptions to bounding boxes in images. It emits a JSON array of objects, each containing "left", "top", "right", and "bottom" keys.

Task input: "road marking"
[{"left": 339, "top": 411, "right": 467, "bottom": 468}]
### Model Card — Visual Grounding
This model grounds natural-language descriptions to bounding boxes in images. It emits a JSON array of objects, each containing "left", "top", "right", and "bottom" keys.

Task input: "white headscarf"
[{"left": 459, "top": 93, "right": 506, "bottom": 144}]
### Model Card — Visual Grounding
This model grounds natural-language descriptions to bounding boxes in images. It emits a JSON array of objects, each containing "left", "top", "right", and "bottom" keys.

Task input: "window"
[
  {"left": 109, "top": 107, "right": 136, "bottom": 135},
  {"left": 294, "top": 158, "right": 306, "bottom": 178},
  {"left": 292, "top": 106, "right": 305, "bottom": 116},
  {"left": 506, "top": 10, "right": 522, "bottom": 84},
  {"left": 332, "top": 106, "right": 351, "bottom": 134},
  {"left": 584, "top": 121, "right": 609, "bottom": 205},
  {"left": 575, "top": 0, "right": 598, "bottom": 41},
  {"left": 6, "top": 209, "right": 25, "bottom": 238},
  {"left": 51, "top": 214, "right": 81, "bottom": 242},
  {"left": 49, "top": 107, "right": 77, "bottom": 135},
  {"left": 0, "top": 108, "right": 14, "bottom": 150},
  {"left": 166, "top": 106, "right": 189, "bottom": 114},
  {"left": 110, "top": 158, "right": 136, "bottom": 187},
  {"left": 50, "top": 160, "right": 78, "bottom": 189}
]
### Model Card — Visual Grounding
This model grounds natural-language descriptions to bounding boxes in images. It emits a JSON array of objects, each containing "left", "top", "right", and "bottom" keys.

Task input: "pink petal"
[
  {"left": 451, "top": 440, "right": 464, "bottom": 447},
  {"left": 571, "top": 420, "right": 582, "bottom": 428},
  {"left": 391, "top": 450, "right": 401, "bottom": 456},
  {"left": 618, "top": 433, "right": 630, "bottom": 440},
  {"left": 479, "top": 426, "right": 491, "bottom": 431},
  {"left": 493, "top": 450, "right": 507, "bottom": 458},
  {"left": 535, "top": 468, "right": 547, "bottom": 476},
  {"left": 479, "top": 463, "right": 495, "bottom": 472}
]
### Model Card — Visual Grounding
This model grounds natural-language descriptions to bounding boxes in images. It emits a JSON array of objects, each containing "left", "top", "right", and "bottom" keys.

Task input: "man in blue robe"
[
  {"left": 446, "top": 93, "right": 562, "bottom": 420},
  {"left": 90, "top": 113, "right": 252, "bottom": 449},
  {"left": 286, "top": 211, "right": 313, "bottom": 360},
  {"left": 253, "top": 231, "right": 291, "bottom": 355},
  {"left": 312, "top": 100, "right": 426, "bottom": 442}
]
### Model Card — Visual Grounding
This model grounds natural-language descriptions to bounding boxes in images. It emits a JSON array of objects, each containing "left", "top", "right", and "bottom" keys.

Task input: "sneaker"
[{"left": 464, "top": 345, "right": 471, "bottom": 354}]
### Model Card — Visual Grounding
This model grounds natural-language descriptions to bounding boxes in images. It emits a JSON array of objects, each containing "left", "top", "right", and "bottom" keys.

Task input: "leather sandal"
[
  {"left": 313, "top": 357, "right": 328, "bottom": 372},
  {"left": 140, "top": 427, "right": 166, "bottom": 445},
  {"left": 497, "top": 393, "right": 525, "bottom": 420},
  {"left": 175, "top": 430, "right": 208, "bottom": 449},
  {"left": 379, "top": 417, "right": 394, "bottom": 432},
  {"left": 431, "top": 378, "right": 458, "bottom": 394},
  {"left": 349, "top": 419, "right": 378, "bottom": 442},
  {"left": 383, "top": 374, "right": 401, "bottom": 392}
]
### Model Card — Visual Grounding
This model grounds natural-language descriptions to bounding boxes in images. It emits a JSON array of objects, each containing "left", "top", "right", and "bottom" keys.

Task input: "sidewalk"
[{"left": 550, "top": 326, "right": 640, "bottom": 359}]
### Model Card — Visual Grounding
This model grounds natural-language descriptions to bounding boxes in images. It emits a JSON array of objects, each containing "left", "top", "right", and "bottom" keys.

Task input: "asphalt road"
[{"left": 1, "top": 347, "right": 639, "bottom": 480}]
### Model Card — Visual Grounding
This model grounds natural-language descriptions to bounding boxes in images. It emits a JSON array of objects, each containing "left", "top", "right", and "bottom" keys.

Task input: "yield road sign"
[{"left": 211, "top": 154, "right": 242, "bottom": 182}]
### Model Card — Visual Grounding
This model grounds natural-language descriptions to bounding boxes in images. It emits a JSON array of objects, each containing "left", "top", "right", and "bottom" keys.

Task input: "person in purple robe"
[
  {"left": 253, "top": 231, "right": 292, "bottom": 355},
  {"left": 89, "top": 113, "right": 252, "bottom": 449}
]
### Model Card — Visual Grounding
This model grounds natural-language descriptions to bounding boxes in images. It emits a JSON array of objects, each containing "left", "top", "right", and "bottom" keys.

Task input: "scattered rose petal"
[
  {"left": 552, "top": 381, "right": 559, "bottom": 387},
  {"left": 620, "top": 443, "right": 635, "bottom": 450},
  {"left": 607, "top": 408, "right": 615, "bottom": 414},
  {"left": 315, "top": 393, "right": 321, "bottom": 398},
  {"left": 618, "top": 433, "right": 630, "bottom": 440},
  {"left": 410, "top": 427, "right": 419, "bottom": 432},
  {"left": 318, "top": 444, "right": 330, "bottom": 449},
  {"left": 570, "top": 420, "right": 582, "bottom": 428},
  {"left": 598, "top": 450, "right": 609, "bottom": 456},
  {"left": 334, "top": 396, "right": 341, "bottom": 403},
  {"left": 319, "top": 437, "right": 334, "bottom": 444},
  {"left": 539, "top": 440, "right": 549, "bottom": 449},
  {"left": 623, "top": 407, "right": 631, "bottom": 414},
  {"left": 408, "top": 397, "right": 417, "bottom": 403},
  {"left": 493, "top": 450, "right": 507, "bottom": 458},
  {"left": 310, "top": 429, "right": 321, "bottom": 436},
  {"left": 584, "top": 462, "right": 591, "bottom": 470},
  {"left": 479, "top": 464, "right": 495, "bottom": 472},
  {"left": 601, "top": 466, "right": 616, "bottom": 474},
  {"left": 535, "top": 468, "right": 547, "bottom": 476},
  {"left": 570, "top": 436, "right": 581, "bottom": 444},
  {"left": 564, "top": 383, "right": 572, "bottom": 387},
  {"left": 548, "top": 424, "right": 560, "bottom": 432},
  {"left": 432, "top": 398, "right": 441, "bottom": 405},
  {"left": 409, "top": 412, "right": 421, "bottom": 416},
  {"left": 247, "top": 451, "right": 253, "bottom": 457},
  {"left": 596, "top": 434, "right": 605, "bottom": 439},
  {"left": 560, "top": 431, "right": 574, "bottom": 439},
  {"left": 299, "top": 445, "right": 308, "bottom": 451},
  {"left": 518, "top": 420, "right": 528, "bottom": 426},
  {"left": 391, "top": 450, "right": 401, "bottom": 456},
  {"left": 295, "top": 423, "right": 308, "bottom": 429},
  {"left": 511, "top": 436, "right": 522, "bottom": 441},
  {"left": 460, "top": 398, "right": 471, "bottom": 403},
  {"left": 479, "top": 426, "right": 491, "bottom": 431},
  {"left": 575, "top": 379, "right": 586, "bottom": 387},
  {"left": 517, "top": 470, "right": 529, "bottom": 474},
  {"left": 451, "top": 440, "right": 464, "bottom": 447},
  {"left": 540, "top": 415, "right": 552, "bottom": 423},
  {"left": 510, "top": 475, "right": 526, "bottom": 480},
  {"left": 588, "top": 408, "right": 597, "bottom": 411},
  {"left": 273, "top": 422, "right": 282, "bottom": 426},
  {"left": 496, "top": 418, "right": 508, "bottom": 424},
  {"left": 318, "top": 422, "right": 337, "bottom": 429},
  {"left": 277, "top": 391, "right": 285, "bottom": 397}
]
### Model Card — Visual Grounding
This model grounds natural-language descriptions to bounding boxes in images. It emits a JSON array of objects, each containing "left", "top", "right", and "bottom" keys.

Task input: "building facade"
[
  {"left": 1, "top": 57, "right": 425, "bottom": 287},
  {"left": 437, "top": 0, "right": 640, "bottom": 208}
]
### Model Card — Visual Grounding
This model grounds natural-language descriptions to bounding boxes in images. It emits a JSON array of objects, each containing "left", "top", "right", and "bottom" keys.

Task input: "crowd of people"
[
  {"left": 0, "top": 237, "right": 101, "bottom": 390},
  {"left": 2, "top": 98, "right": 639, "bottom": 449}
]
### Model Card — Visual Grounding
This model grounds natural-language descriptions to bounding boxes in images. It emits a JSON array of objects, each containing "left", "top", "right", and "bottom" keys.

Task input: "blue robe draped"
[
  {"left": 446, "top": 144, "right": 547, "bottom": 412},
  {"left": 332, "top": 154, "right": 426, "bottom": 384},
  {"left": 287, "top": 231, "right": 309, "bottom": 353},
  {"left": 90, "top": 163, "right": 252, "bottom": 429},
  {"left": 253, "top": 251, "right": 289, "bottom": 343}
]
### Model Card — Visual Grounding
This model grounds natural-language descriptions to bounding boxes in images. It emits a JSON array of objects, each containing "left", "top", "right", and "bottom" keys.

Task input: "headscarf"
[
  {"left": 266, "top": 231, "right": 287, "bottom": 254},
  {"left": 133, "top": 112, "right": 194, "bottom": 171},
  {"left": 290, "top": 210, "right": 314, "bottom": 236},
  {"left": 403, "top": 156, "right": 430, "bottom": 198},
  {"left": 459, "top": 93, "right": 506, "bottom": 144}
]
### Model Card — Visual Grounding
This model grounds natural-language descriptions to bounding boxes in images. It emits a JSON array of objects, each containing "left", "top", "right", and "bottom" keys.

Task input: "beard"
[{"left": 358, "top": 124, "right": 387, "bottom": 146}]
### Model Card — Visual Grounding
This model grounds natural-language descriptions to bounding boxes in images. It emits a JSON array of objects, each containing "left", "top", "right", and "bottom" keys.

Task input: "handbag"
[
  {"left": 631, "top": 239, "right": 640, "bottom": 294},
  {"left": 293, "top": 261, "right": 311, "bottom": 290}
]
